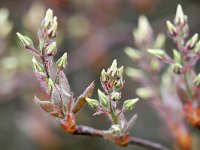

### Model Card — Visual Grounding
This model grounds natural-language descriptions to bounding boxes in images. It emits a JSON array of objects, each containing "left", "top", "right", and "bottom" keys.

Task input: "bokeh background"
[{"left": 0, "top": 0, "right": 200, "bottom": 150}]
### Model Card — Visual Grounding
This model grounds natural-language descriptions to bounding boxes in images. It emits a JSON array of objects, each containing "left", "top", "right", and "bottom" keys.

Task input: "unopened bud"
[
  {"left": 123, "top": 98, "right": 139, "bottom": 111},
  {"left": 136, "top": 88, "right": 154, "bottom": 99},
  {"left": 150, "top": 59, "right": 160, "bottom": 72},
  {"left": 48, "top": 78, "right": 54, "bottom": 91},
  {"left": 98, "top": 89, "right": 109, "bottom": 107},
  {"left": 125, "top": 67, "right": 144, "bottom": 80},
  {"left": 166, "top": 21, "right": 177, "bottom": 36},
  {"left": 48, "top": 16, "right": 57, "bottom": 37},
  {"left": 173, "top": 63, "right": 183, "bottom": 74},
  {"left": 186, "top": 33, "right": 198, "bottom": 49},
  {"left": 147, "top": 49, "right": 167, "bottom": 59},
  {"left": 101, "top": 69, "right": 107, "bottom": 81},
  {"left": 114, "top": 80, "right": 123, "bottom": 89},
  {"left": 194, "top": 40, "right": 200, "bottom": 53},
  {"left": 111, "top": 92, "right": 121, "bottom": 101},
  {"left": 109, "top": 124, "right": 121, "bottom": 134},
  {"left": 124, "top": 47, "right": 141, "bottom": 61},
  {"left": 16, "top": 32, "right": 33, "bottom": 48},
  {"left": 118, "top": 66, "right": 124, "bottom": 76},
  {"left": 86, "top": 98, "right": 99, "bottom": 109},
  {"left": 175, "top": 4, "right": 185, "bottom": 25},
  {"left": 153, "top": 33, "right": 166, "bottom": 48},
  {"left": 193, "top": 74, "right": 200, "bottom": 86},
  {"left": 56, "top": 52, "right": 68, "bottom": 69},
  {"left": 110, "top": 59, "right": 117, "bottom": 76},
  {"left": 32, "top": 57, "right": 43, "bottom": 72},
  {"left": 46, "top": 42, "right": 57, "bottom": 55},
  {"left": 44, "top": 9, "right": 53, "bottom": 28},
  {"left": 173, "top": 49, "right": 181, "bottom": 63}
]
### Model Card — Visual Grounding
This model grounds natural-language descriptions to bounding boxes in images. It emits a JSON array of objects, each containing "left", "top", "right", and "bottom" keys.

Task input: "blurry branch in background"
[
  {"left": 17, "top": 8, "right": 170, "bottom": 150},
  {"left": 125, "top": 4, "right": 200, "bottom": 150}
]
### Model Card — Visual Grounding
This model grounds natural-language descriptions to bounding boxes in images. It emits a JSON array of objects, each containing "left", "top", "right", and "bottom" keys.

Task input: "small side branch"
[{"left": 72, "top": 125, "right": 170, "bottom": 150}]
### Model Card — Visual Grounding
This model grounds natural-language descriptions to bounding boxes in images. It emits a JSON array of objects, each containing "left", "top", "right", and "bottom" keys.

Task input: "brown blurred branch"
[{"left": 72, "top": 125, "right": 170, "bottom": 150}]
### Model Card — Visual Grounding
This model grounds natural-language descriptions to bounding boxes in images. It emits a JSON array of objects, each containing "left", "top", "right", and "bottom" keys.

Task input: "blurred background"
[{"left": 0, "top": 0, "right": 200, "bottom": 150}]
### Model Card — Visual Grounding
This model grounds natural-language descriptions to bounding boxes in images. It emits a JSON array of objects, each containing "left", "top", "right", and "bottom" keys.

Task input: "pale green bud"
[
  {"left": 123, "top": 98, "right": 139, "bottom": 111},
  {"left": 109, "top": 124, "right": 121, "bottom": 134},
  {"left": 56, "top": 52, "right": 68, "bottom": 69},
  {"left": 44, "top": 9, "right": 53, "bottom": 28},
  {"left": 150, "top": 59, "right": 160, "bottom": 72},
  {"left": 173, "top": 63, "right": 183, "bottom": 74},
  {"left": 173, "top": 49, "right": 181, "bottom": 63},
  {"left": 32, "top": 57, "right": 44, "bottom": 72},
  {"left": 48, "top": 16, "right": 57, "bottom": 37},
  {"left": 125, "top": 67, "right": 144, "bottom": 80},
  {"left": 101, "top": 69, "right": 107, "bottom": 81},
  {"left": 124, "top": 47, "right": 141, "bottom": 60},
  {"left": 48, "top": 78, "right": 54, "bottom": 91},
  {"left": 193, "top": 73, "right": 200, "bottom": 86},
  {"left": 111, "top": 92, "right": 121, "bottom": 101},
  {"left": 153, "top": 33, "right": 166, "bottom": 48},
  {"left": 110, "top": 59, "right": 117, "bottom": 76},
  {"left": 147, "top": 49, "right": 167, "bottom": 59},
  {"left": 46, "top": 42, "right": 57, "bottom": 55},
  {"left": 98, "top": 89, "right": 109, "bottom": 107},
  {"left": 118, "top": 66, "right": 124, "bottom": 76},
  {"left": 194, "top": 40, "right": 200, "bottom": 53},
  {"left": 114, "top": 80, "right": 123, "bottom": 89},
  {"left": 175, "top": 4, "right": 185, "bottom": 25},
  {"left": 86, "top": 98, "right": 99, "bottom": 109},
  {"left": 136, "top": 88, "right": 154, "bottom": 99},
  {"left": 166, "top": 21, "right": 177, "bottom": 36},
  {"left": 186, "top": 33, "right": 198, "bottom": 49},
  {"left": 16, "top": 32, "right": 33, "bottom": 48}
]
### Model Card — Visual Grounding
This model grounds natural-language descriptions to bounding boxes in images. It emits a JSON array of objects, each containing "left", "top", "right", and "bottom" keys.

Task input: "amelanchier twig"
[{"left": 17, "top": 8, "right": 170, "bottom": 150}]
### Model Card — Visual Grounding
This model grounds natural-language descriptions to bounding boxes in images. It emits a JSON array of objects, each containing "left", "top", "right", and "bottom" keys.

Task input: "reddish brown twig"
[{"left": 72, "top": 125, "right": 170, "bottom": 150}]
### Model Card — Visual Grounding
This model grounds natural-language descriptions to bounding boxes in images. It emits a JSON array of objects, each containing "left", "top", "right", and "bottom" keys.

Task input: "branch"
[{"left": 72, "top": 125, "right": 170, "bottom": 150}]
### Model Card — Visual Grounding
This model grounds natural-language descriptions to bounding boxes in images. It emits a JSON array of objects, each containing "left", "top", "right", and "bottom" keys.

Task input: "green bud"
[
  {"left": 125, "top": 67, "right": 144, "bottom": 80},
  {"left": 46, "top": 42, "right": 57, "bottom": 55},
  {"left": 136, "top": 88, "right": 154, "bottom": 99},
  {"left": 101, "top": 69, "right": 107, "bottom": 81},
  {"left": 110, "top": 59, "right": 117, "bottom": 76},
  {"left": 147, "top": 49, "right": 167, "bottom": 59},
  {"left": 124, "top": 46, "right": 141, "bottom": 60},
  {"left": 86, "top": 98, "right": 99, "bottom": 109},
  {"left": 193, "top": 73, "right": 200, "bottom": 86},
  {"left": 98, "top": 89, "right": 109, "bottom": 107},
  {"left": 150, "top": 59, "right": 160, "bottom": 72},
  {"left": 153, "top": 33, "right": 166, "bottom": 49},
  {"left": 109, "top": 124, "right": 121, "bottom": 134},
  {"left": 114, "top": 80, "right": 123, "bottom": 89},
  {"left": 118, "top": 66, "right": 124, "bottom": 76},
  {"left": 173, "top": 63, "right": 183, "bottom": 74},
  {"left": 166, "top": 21, "right": 177, "bottom": 36},
  {"left": 123, "top": 98, "right": 139, "bottom": 111},
  {"left": 48, "top": 16, "right": 57, "bottom": 37},
  {"left": 44, "top": 9, "right": 53, "bottom": 28},
  {"left": 111, "top": 92, "right": 121, "bottom": 101},
  {"left": 48, "top": 78, "right": 54, "bottom": 91},
  {"left": 173, "top": 49, "right": 181, "bottom": 63},
  {"left": 186, "top": 33, "right": 198, "bottom": 49},
  {"left": 32, "top": 57, "right": 44, "bottom": 72},
  {"left": 16, "top": 32, "right": 33, "bottom": 48},
  {"left": 175, "top": 4, "right": 185, "bottom": 25},
  {"left": 194, "top": 40, "right": 200, "bottom": 53},
  {"left": 56, "top": 52, "right": 68, "bottom": 69}
]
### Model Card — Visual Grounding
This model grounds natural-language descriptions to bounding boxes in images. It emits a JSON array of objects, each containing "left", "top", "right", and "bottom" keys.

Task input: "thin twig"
[{"left": 72, "top": 125, "right": 170, "bottom": 150}]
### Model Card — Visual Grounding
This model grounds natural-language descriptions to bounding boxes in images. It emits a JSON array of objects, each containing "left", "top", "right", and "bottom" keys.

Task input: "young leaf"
[{"left": 34, "top": 96, "right": 54, "bottom": 113}]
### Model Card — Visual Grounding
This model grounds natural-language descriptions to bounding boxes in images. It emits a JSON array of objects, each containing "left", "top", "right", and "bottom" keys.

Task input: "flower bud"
[
  {"left": 123, "top": 98, "right": 139, "bottom": 111},
  {"left": 136, "top": 88, "right": 154, "bottom": 99},
  {"left": 193, "top": 74, "right": 200, "bottom": 86},
  {"left": 110, "top": 59, "right": 117, "bottom": 76},
  {"left": 118, "top": 66, "right": 123, "bottom": 77},
  {"left": 147, "top": 49, "right": 167, "bottom": 59},
  {"left": 175, "top": 4, "right": 185, "bottom": 25},
  {"left": 124, "top": 47, "right": 141, "bottom": 61},
  {"left": 194, "top": 40, "right": 200, "bottom": 53},
  {"left": 46, "top": 42, "right": 57, "bottom": 55},
  {"left": 86, "top": 98, "right": 99, "bottom": 109},
  {"left": 32, "top": 57, "right": 44, "bottom": 72},
  {"left": 173, "top": 49, "right": 181, "bottom": 63},
  {"left": 101, "top": 69, "right": 107, "bottom": 82},
  {"left": 111, "top": 92, "right": 121, "bottom": 101},
  {"left": 186, "top": 33, "right": 198, "bottom": 49},
  {"left": 56, "top": 52, "right": 68, "bottom": 69},
  {"left": 125, "top": 67, "right": 144, "bottom": 80},
  {"left": 16, "top": 32, "right": 33, "bottom": 48},
  {"left": 114, "top": 80, "right": 123, "bottom": 89},
  {"left": 109, "top": 124, "right": 121, "bottom": 134},
  {"left": 166, "top": 21, "right": 177, "bottom": 36},
  {"left": 48, "top": 78, "right": 54, "bottom": 91},
  {"left": 44, "top": 9, "right": 53, "bottom": 28},
  {"left": 150, "top": 59, "right": 160, "bottom": 72},
  {"left": 173, "top": 63, "right": 183, "bottom": 74},
  {"left": 98, "top": 89, "right": 109, "bottom": 107},
  {"left": 153, "top": 33, "right": 166, "bottom": 49},
  {"left": 48, "top": 16, "right": 57, "bottom": 37}
]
